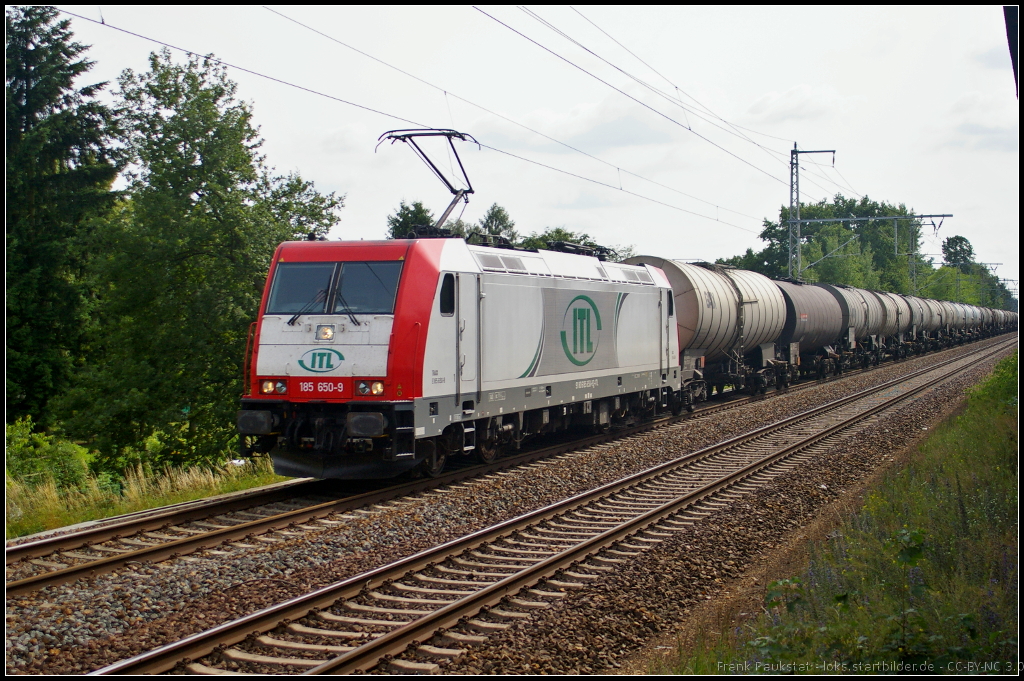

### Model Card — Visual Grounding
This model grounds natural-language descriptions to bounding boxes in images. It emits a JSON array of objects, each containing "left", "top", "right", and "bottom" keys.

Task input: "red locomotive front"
[{"left": 238, "top": 239, "right": 442, "bottom": 478}]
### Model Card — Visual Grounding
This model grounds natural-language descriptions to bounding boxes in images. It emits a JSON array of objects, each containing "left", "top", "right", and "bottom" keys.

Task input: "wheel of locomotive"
[
  {"left": 476, "top": 438, "right": 498, "bottom": 464},
  {"left": 417, "top": 438, "right": 447, "bottom": 478}
]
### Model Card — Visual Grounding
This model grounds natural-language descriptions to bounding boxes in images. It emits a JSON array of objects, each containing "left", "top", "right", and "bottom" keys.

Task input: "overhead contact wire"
[
  {"left": 263, "top": 5, "right": 761, "bottom": 221},
  {"left": 472, "top": 5, "right": 791, "bottom": 187},
  {"left": 535, "top": 6, "right": 852, "bottom": 200},
  {"left": 58, "top": 8, "right": 758, "bottom": 234}
]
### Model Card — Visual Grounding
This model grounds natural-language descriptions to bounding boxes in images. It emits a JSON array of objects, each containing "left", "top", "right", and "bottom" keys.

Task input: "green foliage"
[
  {"left": 737, "top": 194, "right": 920, "bottom": 290},
  {"left": 6, "top": 456, "right": 284, "bottom": 539},
  {"left": 941, "top": 236, "right": 974, "bottom": 273},
  {"left": 5, "top": 416, "right": 90, "bottom": 489},
  {"left": 444, "top": 217, "right": 472, "bottom": 238},
  {"left": 672, "top": 352, "right": 1019, "bottom": 673},
  {"left": 55, "top": 49, "right": 342, "bottom": 471},
  {"left": 518, "top": 226, "right": 597, "bottom": 251},
  {"left": 386, "top": 200, "right": 434, "bottom": 238},
  {"left": 6, "top": 6, "right": 119, "bottom": 426},
  {"left": 475, "top": 202, "right": 518, "bottom": 243},
  {"left": 718, "top": 195, "right": 1015, "bottom": 310}
]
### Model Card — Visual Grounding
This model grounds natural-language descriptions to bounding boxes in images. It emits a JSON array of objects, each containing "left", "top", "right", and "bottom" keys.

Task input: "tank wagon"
[
  {"left": 238, "top": 238, "right": 680, "bottom": 479},
  {"left": 627, "top": 255, "right": 1017, "bottom": 398},
  {"left": 619, "top": 258, "right": 790, "bottom": 406}
]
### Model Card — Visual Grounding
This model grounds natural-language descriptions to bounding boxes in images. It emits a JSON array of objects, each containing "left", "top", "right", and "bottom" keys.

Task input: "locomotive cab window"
[
  {"left": 333, "top": 261, "right": 403, "bottom": 315},
  {"left": 266, "top": 261, "right": 403, "bottom": 316},
  {"left": 439, "top": 273, "right": 455, "bottom": 315},
  {"left": 266, "top": 262, "right": 336, "bottom": 314}
]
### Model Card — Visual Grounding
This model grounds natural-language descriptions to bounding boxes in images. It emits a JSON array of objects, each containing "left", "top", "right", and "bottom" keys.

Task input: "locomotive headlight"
[
  {"left": 357, "top": 381, "right": 370, "bottom": 395},
  {"left": 260, "top": 380, "right": 276, "bottom": 394},
  {"left": 370, "top": 381, "right": 384, "bottom": 395},
  {"left": 275, "top": 380, "right": 287, "bottom": 394},
  {"left": 315, "top": 324, "right": 335, "bottom": 341}
]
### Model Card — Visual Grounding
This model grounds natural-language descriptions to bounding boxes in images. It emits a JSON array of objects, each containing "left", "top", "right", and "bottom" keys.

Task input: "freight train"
[{"left": 237, "top": 236, "right": 1017, "bottom": 479}]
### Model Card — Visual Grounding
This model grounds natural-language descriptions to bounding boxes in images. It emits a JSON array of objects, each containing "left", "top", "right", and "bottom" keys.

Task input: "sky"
[{"left": 53, "top": 5, "right": 1019, "bottom": 296}]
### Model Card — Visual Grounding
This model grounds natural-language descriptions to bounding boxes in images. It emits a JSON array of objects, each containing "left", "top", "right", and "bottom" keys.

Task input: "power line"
[
  {"left": 263, "top": 5, "right": 762, "bottom": 222},
  {"left": 57, "top": 8, "right": 760, "bottom": 234},
  {"left": 478, "top": 144, "right": 758, "bottom": 232},
  {"left": 567, "top": 6, "right": 797, "bottom": 144},
  {"left": 472, "top": 5, "right": 793, "bottom": 188},
  {"left": 522, "top": 6, "right": 856, "bottom": 201},
  {"left": 545, "top": 8, "right": 802, "bottom": 164}
]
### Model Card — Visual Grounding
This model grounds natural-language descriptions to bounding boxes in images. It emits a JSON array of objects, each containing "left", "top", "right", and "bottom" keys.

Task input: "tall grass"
[
  {"left": 6, "top": 457, "right": 286, "bottom": 539},
  {"left": 672, "top": 351, "right": 1018, "bottom": 674}
]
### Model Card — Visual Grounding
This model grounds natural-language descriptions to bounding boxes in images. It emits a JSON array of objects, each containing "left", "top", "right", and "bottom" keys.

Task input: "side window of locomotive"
[
  {"left": 667, "top": 293, "right": 674, "bottom": 317},
  {"left": 439, "top": 273, "right": 455, "bottom": 316},
  {"left": 333, "top": 261, "right": 403, "bottom": 315},
  {"left": 266, "top": 262, "right": 337, "bottom": 314}
]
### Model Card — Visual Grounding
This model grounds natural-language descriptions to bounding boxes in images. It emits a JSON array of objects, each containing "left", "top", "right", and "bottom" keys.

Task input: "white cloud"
[{"left": 744, "top": 84, "right": 840, "bottom": 125}]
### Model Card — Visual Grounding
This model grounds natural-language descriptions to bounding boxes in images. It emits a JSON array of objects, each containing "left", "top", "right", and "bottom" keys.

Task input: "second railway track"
[{"left": 89, "top": 335, "right": 1015, "bottom": 675}]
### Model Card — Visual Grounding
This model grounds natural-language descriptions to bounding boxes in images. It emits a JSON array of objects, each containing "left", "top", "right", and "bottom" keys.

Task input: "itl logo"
[
  {"left": 560, "top": 295, "right": 602, "bottom": 366},
  {"left": 298, "top": 348, "right": 345, "bottom": 373}
]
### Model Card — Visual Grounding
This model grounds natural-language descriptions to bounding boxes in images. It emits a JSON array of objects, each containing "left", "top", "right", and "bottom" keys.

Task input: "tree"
[
  {"left": 57, "top": 50, "right": 342, "bottom": 469},
  {"left": 475, "top": 203, "right": 518, "bottom": 243},
  {"left": 729, "top": 194, "right": 922, "bottom": 291},
  {"left": 519, "top": 226, "right": 598, "bottom": 251},
  {"left": 6, "top": 6, "right": 119, "bottom": 426},
  {"left": 941, "top": 235, "right": 975, "bottom": 272},
  {"left": 444, "top": 217, "right": 472, "bottom": 238},
  {"left": 386, "top": 200, "right": 434, "bottom": 239}
]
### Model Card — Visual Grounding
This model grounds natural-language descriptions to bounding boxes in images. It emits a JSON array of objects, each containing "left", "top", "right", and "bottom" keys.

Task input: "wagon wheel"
[
  {"left": 418, "top": 438, "right": 447, "bottom": 478},
  {"left": 476, "top": 438, "right": 499, "bottom": 464}
]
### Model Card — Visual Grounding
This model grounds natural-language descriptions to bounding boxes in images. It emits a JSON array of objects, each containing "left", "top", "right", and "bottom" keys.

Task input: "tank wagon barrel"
[{"left": 622, "top": 257, "right": 790, "bottom": 401}]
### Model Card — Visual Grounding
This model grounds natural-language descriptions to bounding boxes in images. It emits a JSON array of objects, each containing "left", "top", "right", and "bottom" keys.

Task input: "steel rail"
[
  {"left": 9, "top": 333, "right": 1011, "bottom": 595},
  {"left": 5, "top": 478, "right": 324, "bottom": 565},
  {"left": 89, "top": 337, "right": 1015, "bottom": 676}
]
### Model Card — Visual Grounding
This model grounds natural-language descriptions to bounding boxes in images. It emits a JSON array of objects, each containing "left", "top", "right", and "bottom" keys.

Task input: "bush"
[{"left": 5, "top": 416, "right": 90, "bottom": 489}]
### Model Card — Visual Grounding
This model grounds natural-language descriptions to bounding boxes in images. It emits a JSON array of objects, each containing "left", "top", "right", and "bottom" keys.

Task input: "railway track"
[
  {"left": 89, "top": 336, "right": 1015, "bottom": 675},
  {"left": 5, "top": 334, "right": 1011, "bottom": 597}
]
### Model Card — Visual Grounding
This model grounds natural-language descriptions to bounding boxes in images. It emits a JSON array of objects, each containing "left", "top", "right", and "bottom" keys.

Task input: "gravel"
[
  {"left": 427, "top": 350, "right": 1011, "bottom": 674},
  {"left": 5, "top": 337, "right": 1013, "bottom": 675}
]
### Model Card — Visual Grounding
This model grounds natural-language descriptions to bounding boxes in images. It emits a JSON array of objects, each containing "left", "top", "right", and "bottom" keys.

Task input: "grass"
[
  {"left": 5, "top": 456, "right": 288, "bottom": 540},
  {"left": 668, "top": 351, "right": 1018, "bottom": 674}
]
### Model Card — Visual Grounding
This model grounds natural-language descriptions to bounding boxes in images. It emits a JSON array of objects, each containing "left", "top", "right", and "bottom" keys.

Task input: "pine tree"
[{"left": 6, "top": 6, "right": 119, "bottom": 425}]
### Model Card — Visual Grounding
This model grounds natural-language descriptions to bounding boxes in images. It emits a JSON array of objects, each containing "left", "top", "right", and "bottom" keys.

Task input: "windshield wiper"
[
  {"left": 287, "top": 289, "right": 327, "bottom": 326},
  {"left": 335, "top": 291, "right": 361, "bottom": 327}
]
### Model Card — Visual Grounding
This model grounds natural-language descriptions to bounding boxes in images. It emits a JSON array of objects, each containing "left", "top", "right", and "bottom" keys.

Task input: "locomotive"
[
  {"left": 237, "top": 235, "right": 1016, "bottom": 480},
  {"left": 237, "top": 237, "right": 680, "bottom": 479}
]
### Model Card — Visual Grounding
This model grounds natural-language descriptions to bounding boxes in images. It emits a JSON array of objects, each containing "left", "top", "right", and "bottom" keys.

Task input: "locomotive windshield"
[
  {"left": 333, "top": 261, "right": 403, "bottom": 314},
  {"left": 266, "top": 262, "right": 335, "bottom": 314},
  {"left": 265, "top": 261, "right": 403, "bottom": 316}
]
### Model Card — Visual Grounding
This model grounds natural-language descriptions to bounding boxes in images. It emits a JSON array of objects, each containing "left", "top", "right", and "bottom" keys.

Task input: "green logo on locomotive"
[
  {"left": 560, "top": 295, "right": 602, "bottom": 366},
  {"left": 298, "top": 347, "right": 345, "bottom": 373}
]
